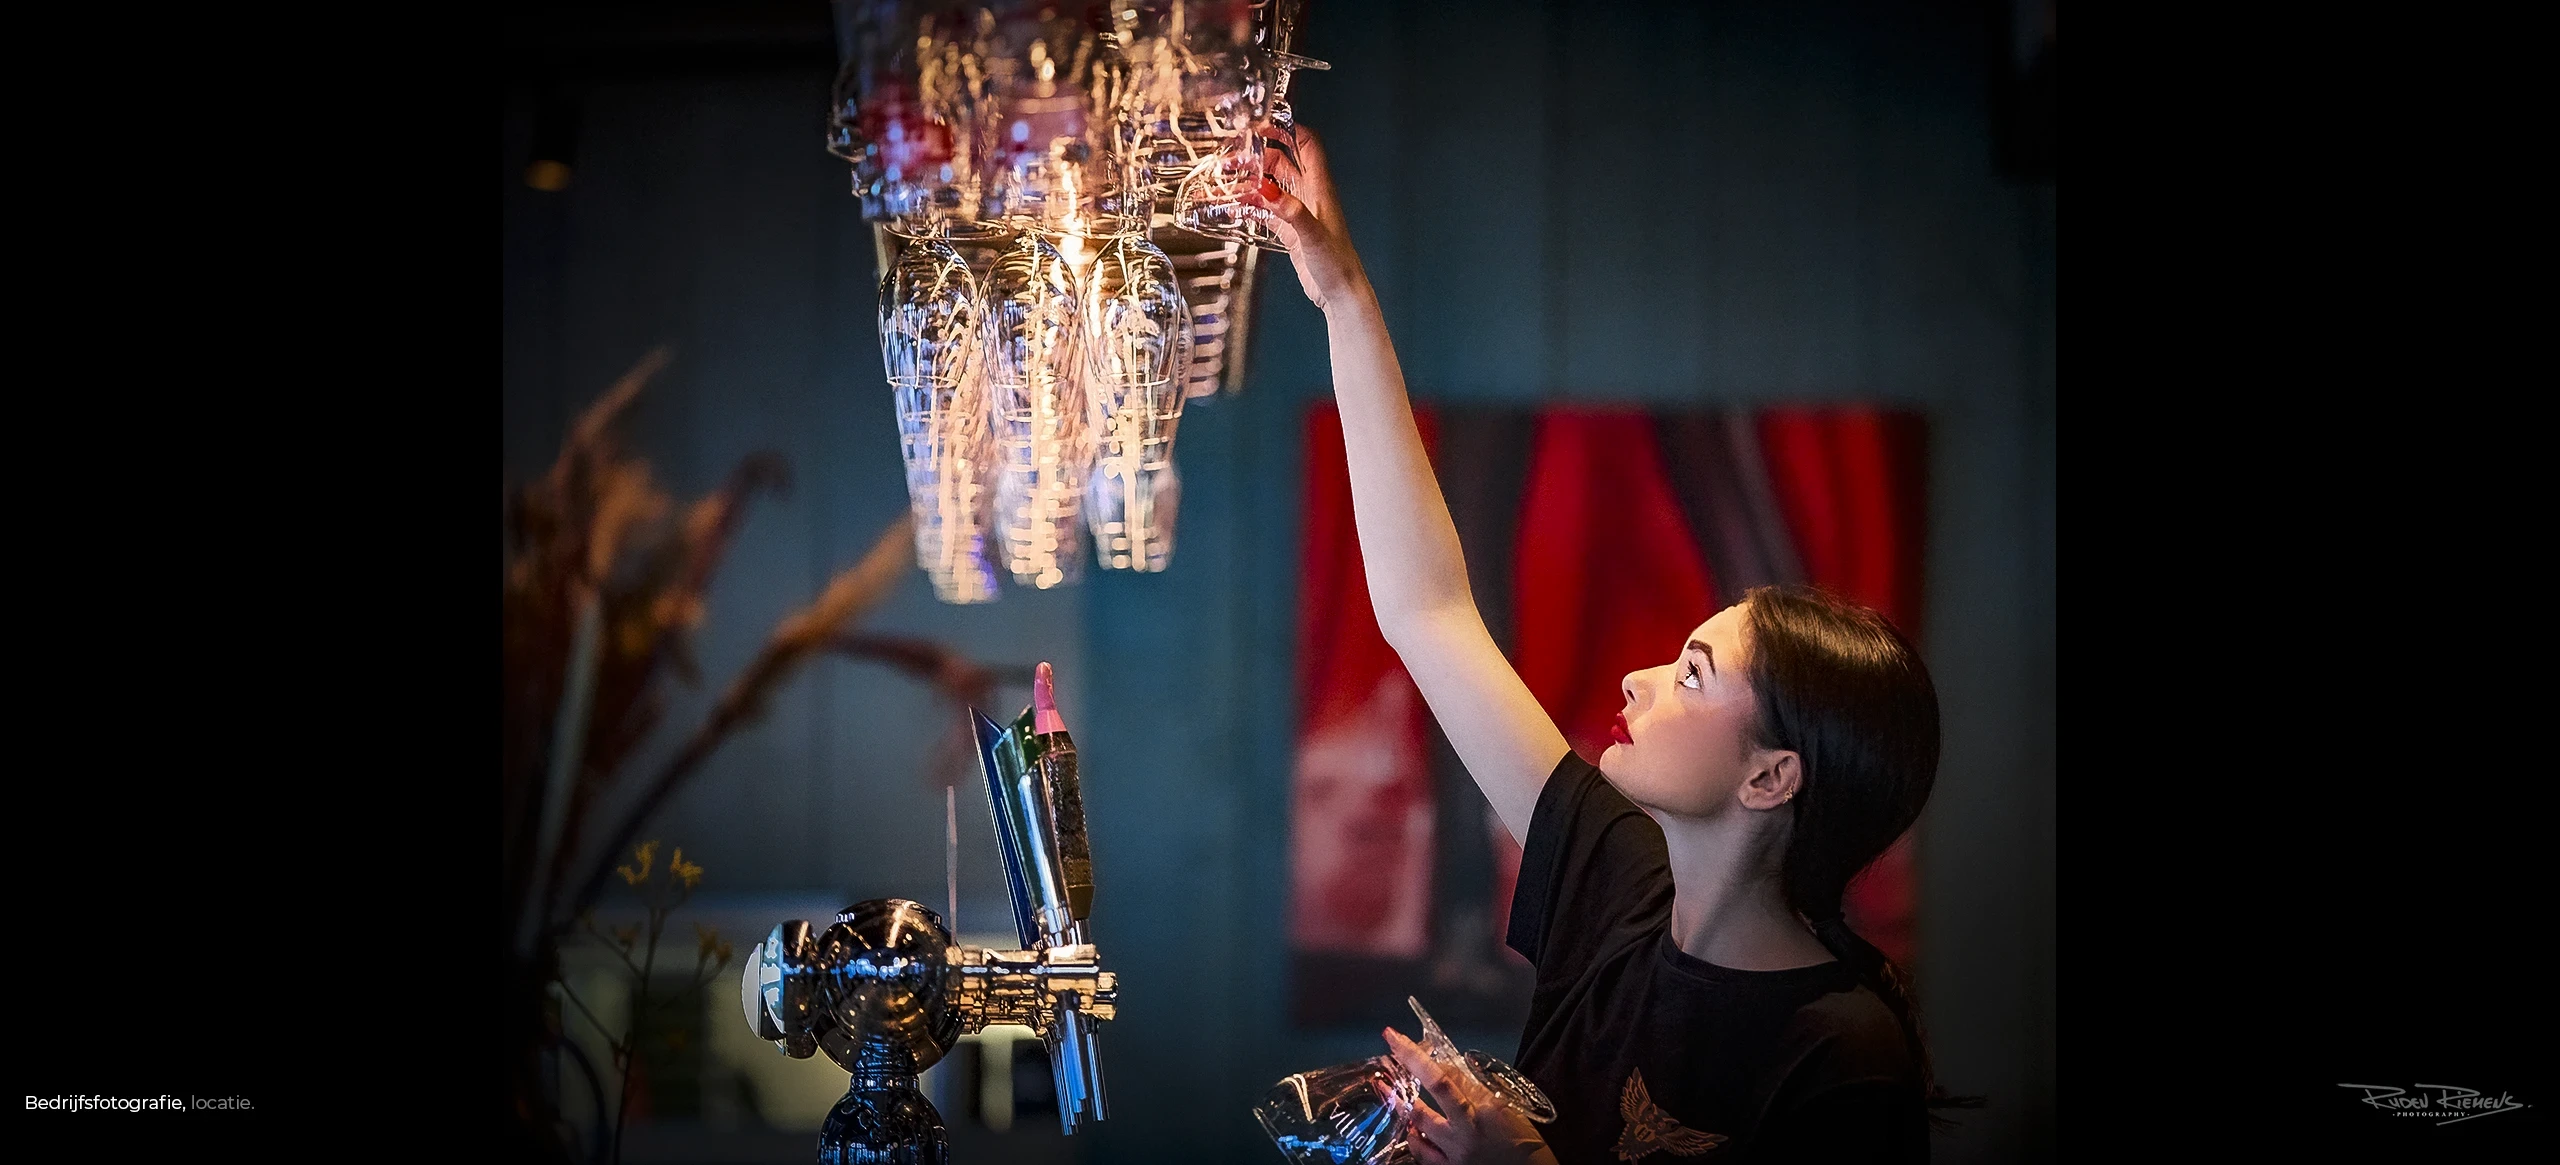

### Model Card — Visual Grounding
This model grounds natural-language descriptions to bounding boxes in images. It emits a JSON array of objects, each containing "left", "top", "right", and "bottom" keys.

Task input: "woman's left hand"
[{"left": 1384, "top": 1027, "right": 1560, "bottom": 1165}]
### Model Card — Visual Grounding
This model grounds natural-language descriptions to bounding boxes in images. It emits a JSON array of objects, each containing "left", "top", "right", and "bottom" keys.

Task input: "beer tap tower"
[{"left": 740, "top": 663, "right": 1115, "bottom": 1161}]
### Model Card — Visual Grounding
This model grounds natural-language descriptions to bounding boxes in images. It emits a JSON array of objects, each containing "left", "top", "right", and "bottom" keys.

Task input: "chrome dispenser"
[{"left": 741, "top": 663, "right": 1115, "bottom": 1161}]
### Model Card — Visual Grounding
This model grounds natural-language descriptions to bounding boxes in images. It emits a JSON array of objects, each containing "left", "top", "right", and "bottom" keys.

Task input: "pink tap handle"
[{"left": 1034, "top": 662, "right": 1066, "bottom": 735}]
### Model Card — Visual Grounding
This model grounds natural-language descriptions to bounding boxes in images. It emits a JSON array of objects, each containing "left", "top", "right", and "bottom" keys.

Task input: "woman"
[{"left": 1255, "top": 127, "right": 1969, "bottom": 1164}]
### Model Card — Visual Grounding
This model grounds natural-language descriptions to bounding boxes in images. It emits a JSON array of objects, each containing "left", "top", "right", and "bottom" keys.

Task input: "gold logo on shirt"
[{"left": 1614, "top": 1068, "right": 1728, "bottom": 1160}]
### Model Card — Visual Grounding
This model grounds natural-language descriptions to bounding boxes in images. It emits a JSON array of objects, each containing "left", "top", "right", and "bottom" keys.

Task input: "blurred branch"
[
  {"left": 562, "top": 514, "right": 915, "bottom": 923},
  {"left": 582, "top": 914, "right": 647, "bottom": 979},
  {"left": 829, "top": 633, "right": 1034, "bottom": 708},
  {"left": 556, "top": 979, "right": 621, "bottom": 1055},
  {"left": 651, "top": 452, "right": 794, "bottom": 685},
  {"left": 508, "top": 349, "right": 677, "bottom": 953},
  {"left": 829, "top": 634, "right": 1037, "bottom": 791},
  {"left": 554, "top": 350, "right": 666, "bottom": 494}
]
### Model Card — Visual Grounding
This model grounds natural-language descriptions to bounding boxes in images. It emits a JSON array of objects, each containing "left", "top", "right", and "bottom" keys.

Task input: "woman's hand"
[
  {"left": 1385, "top": 1027, "right": 1560, "bottom": 1165},
  {"left": 1249, "top": 124, "right": 1369, "bottom": 312}
]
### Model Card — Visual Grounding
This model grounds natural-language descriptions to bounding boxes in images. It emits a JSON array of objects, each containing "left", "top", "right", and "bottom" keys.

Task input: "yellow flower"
[
  {"left": 696, "top": 922, "right": 723, "bottom": 960},
  {"left": 670, "top": 848, "right": 704, "bottom": 890},
  {"left": 616, "top": 840, "right": 660, "bottom": 886}
]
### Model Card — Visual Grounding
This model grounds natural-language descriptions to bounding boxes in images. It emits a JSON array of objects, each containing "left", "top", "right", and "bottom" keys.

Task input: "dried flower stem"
[
  {"left": 561, "top": 513, "right": 915, "bottom": 925},
  {"left": 556, "top": 979, "right": 618, "bottom": 1051},
  {"left": 522, "top": 591, "right": 605, "bottom": 958}
]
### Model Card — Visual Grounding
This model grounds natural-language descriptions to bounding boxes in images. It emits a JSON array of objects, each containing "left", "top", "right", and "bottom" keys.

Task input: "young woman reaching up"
[{"left": 1256, "top": 126, "right": 1970, "bottom": 1164}]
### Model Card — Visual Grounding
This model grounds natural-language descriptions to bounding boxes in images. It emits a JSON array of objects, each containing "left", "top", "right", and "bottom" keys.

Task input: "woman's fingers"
[
  {"left": 1263, "top": 123, "right": 1338, "bottom": 221},
  {"left": 1257, "top": 182, "right": 1313, "bottom": 227},
  {"left": 1256, "top": 183, "right": 1324, "bottom": 251},
  {"left": 1406, "top": 1086, "right": 1457, "bottom": 1163},
  {"left": 1256, "top": 123, "right": 1361, "bottom": 308},
  {"left": 1384, "top": 1028, "right": 1468, "bottom": 1114},
  {"left": 1383, "top": 1028, "right": 1433, "bottom": 1081},
  {"left": 1289, "top": 124, "right": 1339, "bottom": 215}
]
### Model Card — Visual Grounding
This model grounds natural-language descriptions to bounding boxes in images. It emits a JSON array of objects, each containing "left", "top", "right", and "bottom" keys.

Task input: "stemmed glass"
[
  {"left": 981, "top": 232, "right": 1093, "bottom": 589},
  {"left": 880, "top": 239, "right": 1000, "bottom": 603},
  {"left": 1171, "top": 48, "right": 1326, "bottom": 251},
  {"left": 1252, "top": 997, "right": 1555, "bottom": 1165},
  {"left": 1081, "top": 234, "right": 1192, "bottom": 571},
  {"left": 853, "top": 3, "right": 1005, "bottom": 241},
  {"left": 979, "top": 4, "right": 1148, "bottom": 240}
]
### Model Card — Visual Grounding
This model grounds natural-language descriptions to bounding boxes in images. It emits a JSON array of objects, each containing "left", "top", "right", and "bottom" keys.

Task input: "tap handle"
[
  {"left": 972, "top": 708, "right": 1042, "bottom": 948},
  {"left": 1031, "top": 662, "right": 1091, "bottom": 921}
]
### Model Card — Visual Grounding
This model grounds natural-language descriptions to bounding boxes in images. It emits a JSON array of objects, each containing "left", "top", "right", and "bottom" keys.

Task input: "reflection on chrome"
[{"left": 740, "top": 664, "right": 1114, "bottom": 1159}]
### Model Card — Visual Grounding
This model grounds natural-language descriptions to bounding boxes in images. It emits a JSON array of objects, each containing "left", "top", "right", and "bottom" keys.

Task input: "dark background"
[{"left": 12, "top": 2, "right": 2543, "bottom": 1160}]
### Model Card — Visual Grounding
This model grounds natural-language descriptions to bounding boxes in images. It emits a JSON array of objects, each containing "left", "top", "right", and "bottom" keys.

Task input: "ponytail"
[{"left": 1808, "top": 910, "right": 1985, "bottom": 1128}]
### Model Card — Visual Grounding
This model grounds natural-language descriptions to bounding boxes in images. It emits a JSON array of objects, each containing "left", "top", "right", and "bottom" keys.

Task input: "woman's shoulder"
[
  {"left": 1536, "top": 751, "right": 1656, "bottom": 842},
  {"left": 1774, "top": 981, "right": 1919, "bottom": 1089},
  {"left": 1505, "top": 750, "right": 1671, "bottom": 970}
]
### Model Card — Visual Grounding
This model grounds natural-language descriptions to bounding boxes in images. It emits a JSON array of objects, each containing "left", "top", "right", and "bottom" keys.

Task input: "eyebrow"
[{"left": 1688, "top": 640, "right": 1715, "bottom": 675}]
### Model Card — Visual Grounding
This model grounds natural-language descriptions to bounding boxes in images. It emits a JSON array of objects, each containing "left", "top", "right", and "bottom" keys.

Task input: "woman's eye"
[{"left": 1680, "top": 662, "right": 1702, "bottom": 690}]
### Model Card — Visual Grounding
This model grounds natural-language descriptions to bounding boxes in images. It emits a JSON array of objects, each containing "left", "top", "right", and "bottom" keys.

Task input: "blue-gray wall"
[{"left": 503, "top": 2, "right": 2054, "bottom": 1161}]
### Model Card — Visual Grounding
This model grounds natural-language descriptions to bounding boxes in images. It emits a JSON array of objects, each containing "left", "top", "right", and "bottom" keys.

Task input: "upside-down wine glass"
[
  {"left": 982, "top": 232, "right": 1093, "bottom": 589},
  {"left": 1081, "top": 234, "right": 1191, "bottom": 571},
  {"left": 880, "top": 238, "right": 1000, "bottom": 603}
]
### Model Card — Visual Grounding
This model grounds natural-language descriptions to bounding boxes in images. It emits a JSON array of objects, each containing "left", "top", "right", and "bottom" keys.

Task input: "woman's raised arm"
[{"left": 1259, "top": 127, "right": 1567, "bottom": 843}]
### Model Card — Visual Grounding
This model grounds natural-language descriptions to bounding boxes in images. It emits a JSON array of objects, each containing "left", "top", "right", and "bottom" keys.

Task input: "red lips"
[{"left": 1610, "top": 713, "right": 1633, "bottom": 746}]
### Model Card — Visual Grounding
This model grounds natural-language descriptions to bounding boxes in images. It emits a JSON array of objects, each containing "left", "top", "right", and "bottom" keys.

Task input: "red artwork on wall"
[{"left": 1288, "top": 405, "right": 1440, "bottom": 958}]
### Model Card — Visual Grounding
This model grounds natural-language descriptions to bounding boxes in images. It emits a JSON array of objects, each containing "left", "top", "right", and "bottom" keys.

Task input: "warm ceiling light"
[{"left": 524, "top": 160, "right": 573, "bottom": 192}]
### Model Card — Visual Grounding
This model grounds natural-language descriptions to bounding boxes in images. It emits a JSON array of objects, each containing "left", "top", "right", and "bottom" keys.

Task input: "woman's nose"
[{"left": 1622, "top": 670, "right": 1645, "bottom": 709}]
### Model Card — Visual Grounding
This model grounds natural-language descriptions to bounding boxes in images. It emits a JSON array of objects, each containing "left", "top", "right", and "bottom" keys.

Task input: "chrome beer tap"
[{"left": 741, "top": 663, "right": 1116, "bottom": 1161}]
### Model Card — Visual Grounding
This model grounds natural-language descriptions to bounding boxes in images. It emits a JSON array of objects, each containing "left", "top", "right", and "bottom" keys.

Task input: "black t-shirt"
[{"left": 1505, "top": 753, "right": 1928, "bottom": 1164}]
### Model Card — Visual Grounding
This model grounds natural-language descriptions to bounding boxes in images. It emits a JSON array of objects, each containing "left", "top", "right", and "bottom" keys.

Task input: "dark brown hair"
[{"left": 1741, "top": 584, "right": 1982, "bottom": 1121}]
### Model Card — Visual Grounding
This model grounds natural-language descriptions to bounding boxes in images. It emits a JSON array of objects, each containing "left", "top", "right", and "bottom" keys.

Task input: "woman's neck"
[{"left": 1655, "top": 813, "right": 1837, "bottom": 971}]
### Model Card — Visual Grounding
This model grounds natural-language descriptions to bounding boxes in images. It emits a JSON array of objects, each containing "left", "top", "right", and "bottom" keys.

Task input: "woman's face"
[{"left": 1598, "top": 603, "right": 1775, "bottom": 819}]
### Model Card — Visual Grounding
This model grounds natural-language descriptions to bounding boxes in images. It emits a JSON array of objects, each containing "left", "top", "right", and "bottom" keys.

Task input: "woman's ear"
[{"left": 1737, "top": 750, "right": 1801, "bottom": 811}]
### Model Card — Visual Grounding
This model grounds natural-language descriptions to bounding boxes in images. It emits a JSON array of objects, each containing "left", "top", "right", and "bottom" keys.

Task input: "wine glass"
[
  {"left": 1171, "top": 48, "right": 1326, "bottom": 250},
  {"left": 857, "top": 4, "right": 1004, "bottom": 241},
  {"left": 1251, "top": 996, "right": 1555, "bottom": 1165},
  {"left": 880, "top": 239, "right": 1000, "bottom": 603},
  {"left": 981, "top": 232, "right": 1092, "bottom": 589},
  {"left": 972, "top": 2, "right": 1157, "bottom": 242},
  {"left": 1081, "top": 234, "right": 1191, "bottom": 571},
  {"left": 1406, "top": 996, "right": 1555, "bottom": 1125},
  {"left": 1254, "top": 1054, "right": 1417, "bottom": 1165}
]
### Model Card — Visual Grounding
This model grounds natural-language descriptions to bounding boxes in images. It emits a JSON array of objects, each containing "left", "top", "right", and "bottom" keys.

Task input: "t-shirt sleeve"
[
  {"left": 1748, "top": 1080, "right": 1930, "bottom": 1164},
  {"left": 1503, "top": 751, "right": 1672, "bottom": 971}
]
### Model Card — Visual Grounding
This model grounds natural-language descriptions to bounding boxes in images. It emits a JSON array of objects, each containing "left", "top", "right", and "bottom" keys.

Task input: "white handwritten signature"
[{"left": 2337, "top": 1084, "right": 2531, "bottom": 1125}]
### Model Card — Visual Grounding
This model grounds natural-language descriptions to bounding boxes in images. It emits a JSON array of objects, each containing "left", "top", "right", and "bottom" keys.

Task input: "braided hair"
[{"left": 1740, "top": 585, "right": 1985, "bottom": 1124}]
